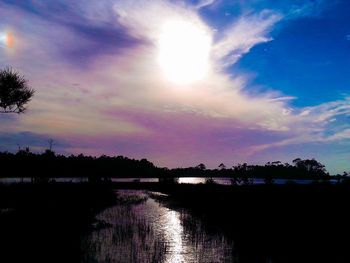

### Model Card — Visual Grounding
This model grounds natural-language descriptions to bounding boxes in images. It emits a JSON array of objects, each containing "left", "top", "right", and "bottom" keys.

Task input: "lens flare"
[
  {"left": 0, "top": 31, "right": 15, "bottom": 49},
  {"left": 6, "top": 33, "right": 15, "bottom": 48},
  {"left": 0, "top": 33, "right": 5, "bottom": 44}
]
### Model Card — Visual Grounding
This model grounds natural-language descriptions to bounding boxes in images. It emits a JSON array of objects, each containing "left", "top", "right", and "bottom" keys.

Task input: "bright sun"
[{"left": 158, "top": 20, "right": 211, "bottom": 85}]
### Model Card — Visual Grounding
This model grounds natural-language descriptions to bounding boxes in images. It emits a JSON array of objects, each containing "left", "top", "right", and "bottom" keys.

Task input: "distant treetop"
[{"left": 0, "top": 67, "right": 35, "bottom": 113}]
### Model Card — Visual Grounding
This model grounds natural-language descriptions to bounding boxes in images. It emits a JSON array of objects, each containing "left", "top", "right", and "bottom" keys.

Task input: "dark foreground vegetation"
[
  {"left": 154, "top": 183, "right": 350, "bottom": 263},
  {"left": 1, "top": 149, "right": 347, "bottom": 181},
  {"left": 0, "top": 183, "right": 116, "bottom": 263},
  {"left": 1, "top": 148, "right": 350, "bottom": 262},
  {"left": 1, "top": 181, "right": 350, "bottom": 262}
]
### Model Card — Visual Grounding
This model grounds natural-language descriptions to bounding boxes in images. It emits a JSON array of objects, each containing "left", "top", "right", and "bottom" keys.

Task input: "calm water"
[
  {"left": 0, "top": 177, "right": 89, "bottom": 183},
  {"left": 179, "top": 177, "right": 340, "bottom": 184},
  {"left": 0, "top": 177, "right": 340, "bottom": 184},
  {"left": 82, "top": 190, "right": 234, "bottom": 263}
]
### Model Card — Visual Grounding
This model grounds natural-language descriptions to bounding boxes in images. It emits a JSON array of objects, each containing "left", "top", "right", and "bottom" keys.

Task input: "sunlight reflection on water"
[
  {"left": 162, "top": 211, "right": 185, "bottom": 263},
  {"left": 82, "top": 190, "right": 233, "bottom": 263}
]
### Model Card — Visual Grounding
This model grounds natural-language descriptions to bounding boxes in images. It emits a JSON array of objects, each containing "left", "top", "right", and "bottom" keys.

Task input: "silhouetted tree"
[
  {"left": 0, "top": 67, "right": 35, "bottom": 113},
  {"left": 292, "top": 158, "right": 302, "bottom": 166},
  {"left": 205, "top": 177, "right": 216, "bottom": 184},
  {"left": 16, "top": 147, "right": 32, "bottom": 182},
  {"left": 271, "top": 161, "right": 282, "bottom": 166},
  {"left": 48, "top": 139, "right": 55, "bottom": 151},
  {"left": 292, "top": 158, "right": 326, "bottom": 175},
  {"left": 218, "top": 163, "right": 226, "bottom": 170},
  {"left": 196, "top": 163, "right": 206, "bottom": 170}
]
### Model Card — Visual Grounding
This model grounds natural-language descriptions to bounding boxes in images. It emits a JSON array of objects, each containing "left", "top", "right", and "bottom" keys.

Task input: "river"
[{"left": 81, "top": 190, "right": 234, "bottom": 263}]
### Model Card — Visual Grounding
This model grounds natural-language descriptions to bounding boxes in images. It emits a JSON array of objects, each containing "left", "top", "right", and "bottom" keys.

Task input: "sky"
[{"left": 0, "top": 0, "right": 350, "bottom": 174}]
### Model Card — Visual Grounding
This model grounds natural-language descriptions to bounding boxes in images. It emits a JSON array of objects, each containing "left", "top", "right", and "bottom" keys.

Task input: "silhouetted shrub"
[
  {"left": 0, "top": 67, "right": 35, "bottom": 113},
  {"left": 205, "top": 177, "right": 216, "bottom": 185}
]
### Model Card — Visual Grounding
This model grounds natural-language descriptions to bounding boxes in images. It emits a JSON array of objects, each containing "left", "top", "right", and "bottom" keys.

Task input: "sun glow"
[{"left": 158, "top": 20, "right": 211, "bottom": 84}]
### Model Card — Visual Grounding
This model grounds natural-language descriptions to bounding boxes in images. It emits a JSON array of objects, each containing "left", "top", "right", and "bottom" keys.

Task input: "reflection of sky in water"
[
  {"left": 132, "top": 192, "right": 234, "bottom": 263},
  {"left": 83, "top": 190, "right": 233, "bottom": 263},
  {"left": 178, "top": 177, "right": 206, "bottom": 184}
]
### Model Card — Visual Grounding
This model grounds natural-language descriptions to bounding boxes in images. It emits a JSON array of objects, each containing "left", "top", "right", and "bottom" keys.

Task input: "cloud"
[
  {"left": 246, "top": 97, "right": 350, "bottom": 153},
  {"left": 0, "top": 1, "right": 145, "bottom": 66},
  {"left": 286, "top": 0, "right": 331, "bottom": 18},
  {"left": 0, "top": 0, "right": 349, "bottom": 172},
  {"left": 212, "top": 10, "right": 283, "bottom": 68},
  {"left": 195, "top": 0, "right": 215, "bottom": 9}
]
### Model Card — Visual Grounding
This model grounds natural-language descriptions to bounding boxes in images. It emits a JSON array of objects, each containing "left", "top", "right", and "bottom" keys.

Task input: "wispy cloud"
[
  {"left": 195, "top": 0, "right": 215, "bottom": 9},
  {"left": 248, "top": 97, "right": 350, "bottom": 153},
  {"left": 212, "top": 10, "right": 282, "bottom": 68}
]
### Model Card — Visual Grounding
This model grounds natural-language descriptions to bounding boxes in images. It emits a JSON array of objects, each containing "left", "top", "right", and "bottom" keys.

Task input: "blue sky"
[
  {"left": 1, "top": 0, "right": 350, "bottom": 174},
  {"left": 232, "top": 0, "right": 350, "bottom": 106}
]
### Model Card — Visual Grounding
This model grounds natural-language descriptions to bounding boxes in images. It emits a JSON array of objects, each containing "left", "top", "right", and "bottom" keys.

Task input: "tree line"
[
  {"left": 0, "top": 149, "right": 158, "bottom": 182},
  {"left": 0, "top": 148, "right": 346, "bottom": 183},
  {"left": 169, "top": 158, "right": 336, "bottom": 181}
]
